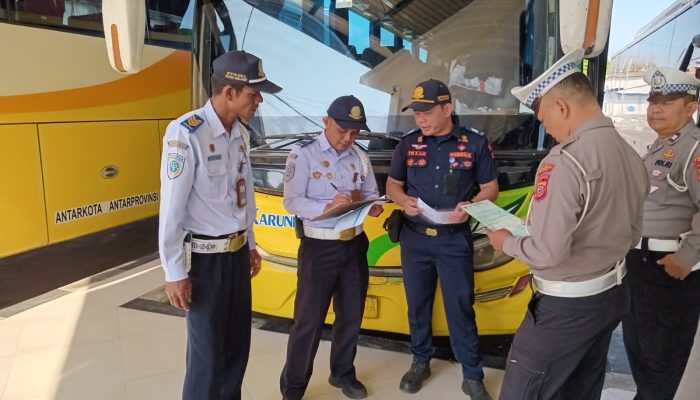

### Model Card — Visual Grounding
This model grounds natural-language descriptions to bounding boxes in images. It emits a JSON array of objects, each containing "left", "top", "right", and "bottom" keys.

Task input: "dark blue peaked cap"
[
  {"left": 327, "top": 95, "right": 370, "bottom": 131},
  {"left": 212, "top": 50, "right": 282, "bottom": 94}
]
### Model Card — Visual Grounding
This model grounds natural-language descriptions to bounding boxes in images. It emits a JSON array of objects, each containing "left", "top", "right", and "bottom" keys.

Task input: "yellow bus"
[
  {"left": 6, "top": 0, "right": 613, "bottom": 338},
  {"left": 179, "top": 0, "right": 613, "bottom": 336},
  {"left": 0, "top": 0, "right": 191, "bottom": 257}
]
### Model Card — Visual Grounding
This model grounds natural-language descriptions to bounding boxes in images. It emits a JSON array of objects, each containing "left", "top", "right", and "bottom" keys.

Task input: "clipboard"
[{"left": 310, "top": 195, "right": 389, "bottom": 221}]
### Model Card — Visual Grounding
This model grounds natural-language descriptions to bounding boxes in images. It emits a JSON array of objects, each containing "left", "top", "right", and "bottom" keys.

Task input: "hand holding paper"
[{"left": 461, "top": 200, "right": 529, "bottom": 237}]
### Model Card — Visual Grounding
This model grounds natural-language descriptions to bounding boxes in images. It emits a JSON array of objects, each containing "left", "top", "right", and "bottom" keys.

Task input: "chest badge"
[
  {"left": 458, "top": 144, "right": 466, "bottom": 151},
  {"left": 326, "top": 172, "right": 334, "bottom": 180},
  {"left": 312, "top": 171, "right": 322, "bottom": 180},
  {"left": 651, "top": 169, "right": 663, "bottom": 177},
  {"left": 209, "top": 143, "right": 215, "bottom": 153},
  {"left": 664, "top": 150, "right": 675, "bottom": 159},
  {"left": 323, "top": 160, "right": 331, "bottom": 168}
]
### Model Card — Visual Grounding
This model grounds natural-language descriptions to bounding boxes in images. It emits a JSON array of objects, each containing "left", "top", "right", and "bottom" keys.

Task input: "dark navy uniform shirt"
[{"left": 389, "top": 124, "right": 497, "bottom": 221}]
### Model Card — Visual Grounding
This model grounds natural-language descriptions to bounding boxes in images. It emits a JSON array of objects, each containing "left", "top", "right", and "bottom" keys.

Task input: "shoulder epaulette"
[
  {"left": 180, "top": 114, "right": 205, "bottom": 134},
  {"left": 297, "top": 138, "right": 315, "bottom": 148},
  {"left": 402, "top": 128, "right": 421, "bottom": 138},
  {"left": 465, "top": 126, "right": 485, "bottom": 136}
]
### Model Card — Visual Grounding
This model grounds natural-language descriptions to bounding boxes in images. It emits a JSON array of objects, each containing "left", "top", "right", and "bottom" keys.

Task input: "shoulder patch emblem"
[
  {"left": 285, "top": 160, "right": 296, "bottom": 182},
  {"left": 538, "top": 163, "right": 555, "bottom": 176},
  {"left": 180, "top": 115, "right": 204, "bottom": 134},
  {"left": 533, "top": 175, "right": 550, "bottom": 202},
  {"left": 167, "top": 153, "right": 186, "bottom": 179}
]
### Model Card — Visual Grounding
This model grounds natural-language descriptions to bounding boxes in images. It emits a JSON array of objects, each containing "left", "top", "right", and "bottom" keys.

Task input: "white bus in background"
[{"left": 604, "top": 0, "right": 700, "bottom": 155}]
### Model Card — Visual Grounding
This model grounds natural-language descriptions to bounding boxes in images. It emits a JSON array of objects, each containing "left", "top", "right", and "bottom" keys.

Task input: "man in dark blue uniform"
[{"left": 386, "top": 79, "right": 498, "bottom": 400}]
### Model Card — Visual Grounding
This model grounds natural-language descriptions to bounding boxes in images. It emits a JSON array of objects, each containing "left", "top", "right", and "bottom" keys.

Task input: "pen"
[{"left": 329, "top": 182, "right": 353, "bottom": 201}]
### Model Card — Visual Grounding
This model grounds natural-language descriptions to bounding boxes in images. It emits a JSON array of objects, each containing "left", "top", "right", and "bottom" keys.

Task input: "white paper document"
[
  {"left": 461, "top": 200, "right": 529, "bottom": 237},
  {"left": 417, "top": 198, "right": 454, "bottom": 225},
  {"left": 332, "top": 196, "right": 389, "bottom": 232}
]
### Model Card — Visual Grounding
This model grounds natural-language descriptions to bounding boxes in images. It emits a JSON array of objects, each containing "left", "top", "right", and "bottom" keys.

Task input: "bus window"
[
  {"left": 13, "top": 0, "right": 66, "bottom": 26},
  {"left": 669, "top": 4, "right": 700, "bottom": 73},
  {"left": 0, "top": 0, "right": 7, "bottom": 20},
  {"left": 146, "top": 0, "right": 193, "bottom": 48},
  {"left": 10, "top": 0, "right": 103, "bottom": 33}
]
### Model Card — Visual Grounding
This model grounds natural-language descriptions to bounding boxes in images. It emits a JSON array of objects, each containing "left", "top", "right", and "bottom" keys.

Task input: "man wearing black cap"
[
  {"left": 386, "top": 79, "right": 498, "bottom": 399},
  {"left": 158, "top": 50, "right": 281, "bottom": 400},
  {"left": 280, "top": 95, "right": 383, "bottom": 400}
]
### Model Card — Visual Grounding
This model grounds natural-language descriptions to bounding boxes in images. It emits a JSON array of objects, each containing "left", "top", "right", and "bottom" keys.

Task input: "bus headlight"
[{"left": 473, "top": 235, "right": 514, "bottom": 271}]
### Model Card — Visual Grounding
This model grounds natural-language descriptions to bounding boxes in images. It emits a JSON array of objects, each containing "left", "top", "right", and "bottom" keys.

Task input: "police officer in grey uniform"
[
  {"left": 280, "top": 95, "right": 383, "bottom": 400},
  {"left": 159, "top": 51, "right": 281, "bottom": 400},
  {"left": 487, "top": 49, "right": 649, "bottom": 399},
  {"left": 622, "top": 67, "right": 700, "bottom": 400}
]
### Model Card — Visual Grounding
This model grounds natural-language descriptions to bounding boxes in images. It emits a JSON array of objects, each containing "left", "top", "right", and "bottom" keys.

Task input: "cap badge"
[
  {"left": 257, "top": 60, "right": 266, "bottom": 79},
  {"left": 225, "top": 71, "right": 247, "bottom": 81},
  {"left": 349, "top": 106, "right": 363, "bottom": 120},
  {"left": 412, "top": 86, "right": 425, "bottom": 100},
  {"left": 651, "top": 70, "right": 667, "bottom": 91}
]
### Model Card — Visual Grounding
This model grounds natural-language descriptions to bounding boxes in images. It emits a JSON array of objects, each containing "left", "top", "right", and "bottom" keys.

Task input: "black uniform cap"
[
  {"left": 212, "top": 50, "right": 282, "bottom": 94},
  {"left": 327, "top": 95, "right": 370, "bottom": 131},
  {"left": 401, "top": 79, "right": 452, "bottom": 112}
]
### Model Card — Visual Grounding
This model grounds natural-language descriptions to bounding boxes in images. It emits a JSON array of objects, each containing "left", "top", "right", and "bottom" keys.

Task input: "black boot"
[
  {"left": 328, "top": 376, "right": 368, "bottom": 399},
  {"left": 399, "top": 360, "right": 431, "bottom": 394},
  {"left": 462, "top": 379, "right": 493, "bottom": 400}
]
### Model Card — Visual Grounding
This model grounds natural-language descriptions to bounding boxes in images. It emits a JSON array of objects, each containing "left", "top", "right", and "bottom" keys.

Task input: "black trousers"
[
  {"left": 622, "top": 247, "right": 700, "bottom": 400},
  {"left": 280, "top": 233, "right": 370, "bottom": 400},
  {"left": 499, "top": 279, "right": 630, "bottom": 400},
  {"left": 183, "top": 248, "right": 251, "bottom": 400}
]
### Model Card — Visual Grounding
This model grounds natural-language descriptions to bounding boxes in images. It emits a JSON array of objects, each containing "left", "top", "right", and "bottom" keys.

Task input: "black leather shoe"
[
  {"left": 462, "top": 379, "right": 493, "bottom": 400},
  {"left": 399, "top": 360, "right": 431, "bottom": 394},
  {"left": 328, "top": 376, "right": 368, "bottom": 399}
]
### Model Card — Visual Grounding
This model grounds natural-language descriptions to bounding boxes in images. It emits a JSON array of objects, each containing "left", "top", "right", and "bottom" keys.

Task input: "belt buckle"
[
  {"left": 228, "top": 234, "right": 245, "bottom": 252},
  {"left": 339, "top": 228, "right": 355, "bottom": 241},
  {"left": 425, "top": 227, "right": 438, "bottom": 237}
]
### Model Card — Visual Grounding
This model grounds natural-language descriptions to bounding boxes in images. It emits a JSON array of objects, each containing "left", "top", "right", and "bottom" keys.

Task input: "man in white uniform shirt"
[{"left": 158, "top": 50, "right": 281, "bottom": 400}]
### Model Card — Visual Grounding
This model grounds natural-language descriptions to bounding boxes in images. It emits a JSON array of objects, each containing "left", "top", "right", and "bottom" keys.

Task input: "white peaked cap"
[
  {"left": 643, "top": 66, "right": 700, "bottom": 97},
  {"left": 511, "top": 49, "right": 585, "bottom": 109}
]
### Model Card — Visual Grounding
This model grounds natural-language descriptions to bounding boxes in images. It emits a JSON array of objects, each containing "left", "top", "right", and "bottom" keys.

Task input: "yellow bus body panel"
[
  {"left": 0, "top": 124, "right": 48, "bottom": 257},
  {"left": 39, "top": 121, "right": 161, "bottom": 243},
  {"left": 252, "top": 189, "right": 533, "bottom": 335}
]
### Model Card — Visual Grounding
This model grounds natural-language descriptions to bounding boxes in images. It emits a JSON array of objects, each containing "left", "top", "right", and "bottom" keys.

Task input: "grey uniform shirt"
[
  {"left": 503, "top": 116, "right": 649, "bottom": 282},
  {"left": 642, "top": 121, "right": 700, "bottom": 268},
  {"left": 283, "top": 132, "right": 379, "bottom": 229}
]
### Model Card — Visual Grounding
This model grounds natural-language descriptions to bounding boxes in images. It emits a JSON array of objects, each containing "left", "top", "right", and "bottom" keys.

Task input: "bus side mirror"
[
  {"left": 102, "top": 0, "right": 146, "bottom": 74},
  {"left": 693, "top": 34, "right": 700, "bottom": 48},
  {"left": 559, "top": 0, "right": 614, "bottom": 58}
]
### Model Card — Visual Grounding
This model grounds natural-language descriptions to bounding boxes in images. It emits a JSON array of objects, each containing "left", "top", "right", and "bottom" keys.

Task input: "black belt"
[
  {"left": 403, "top": 219, "right": 469, "bottom": 237},
  {"left": 191, "top": 230, "right": 246, "bottom": 240}
]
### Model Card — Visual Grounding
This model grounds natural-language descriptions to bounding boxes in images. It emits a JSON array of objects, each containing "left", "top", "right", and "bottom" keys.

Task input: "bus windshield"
[{"left": 193, "top": 0, "right": 556, "bottom": 160}]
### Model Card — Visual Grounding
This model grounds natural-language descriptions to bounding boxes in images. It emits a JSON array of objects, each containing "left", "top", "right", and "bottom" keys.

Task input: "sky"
[{"left": 608, "top": 0, "right": 680, "bottom": 55}]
